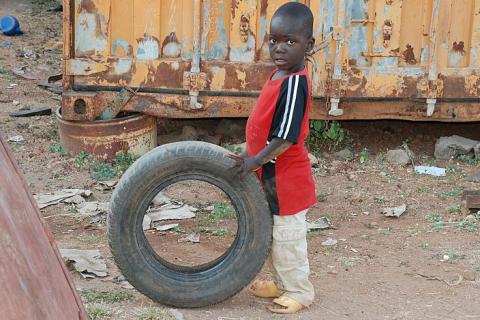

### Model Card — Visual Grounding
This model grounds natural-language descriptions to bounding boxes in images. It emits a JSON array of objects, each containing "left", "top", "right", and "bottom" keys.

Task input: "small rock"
[
  {"left": 333, "top": 149, "right": 354, "bottom": 161},
  {"left": 382, "top": 204, "right": 407, "bottom": 218},
  {"left": 321, "top": 238, "right": 338, "bottom": 246},
  {"left": 386, "top": 149, "right": 411, "bottom": 166},
  {"left": 215, "top": 119, "right": 245, "bottom": 137},
  {"left": 465, "top": 171, "right": 480, "bottom": 183},
  {"left": 12, "top": 100, "right": 20, "bottom": 106},
  {"left": 142, "top": 215, "right": 152, "bottom": 231},
  {"left": 180, "top": 126, "right": 198, "bottom": 140},
  {"left": 435, "top": 135, "right": 480, "bottom": 160},
  {"left": 308, "top": 153, "right": 319, "bottom": 167},
  {"left": 463, "top": 270, "right": 477, "bottom": 282}
]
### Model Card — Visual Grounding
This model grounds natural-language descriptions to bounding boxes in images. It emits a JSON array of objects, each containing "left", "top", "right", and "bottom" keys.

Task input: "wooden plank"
[{"left": 0, "top": 135, "right": 88, "bottom": 320}]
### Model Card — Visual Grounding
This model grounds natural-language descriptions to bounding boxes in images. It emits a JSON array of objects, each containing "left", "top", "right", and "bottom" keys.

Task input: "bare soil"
[{"left": 1, "top": 2, "right": 480, "bottom": 320}]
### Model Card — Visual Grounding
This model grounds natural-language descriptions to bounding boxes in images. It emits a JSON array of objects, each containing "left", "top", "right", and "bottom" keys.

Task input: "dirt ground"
[{"left": 2, "top": 2, "right": 480, "bottom": 320}]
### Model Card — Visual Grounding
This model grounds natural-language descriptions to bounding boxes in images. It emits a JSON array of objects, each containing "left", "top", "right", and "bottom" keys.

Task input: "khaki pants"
[{"left": 269, "top": 209, "right": 315, "bottom": 306}]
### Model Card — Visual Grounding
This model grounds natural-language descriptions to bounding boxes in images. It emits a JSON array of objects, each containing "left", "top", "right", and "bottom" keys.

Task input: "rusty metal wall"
[
  {"left": 0, "top": 135, "right": 88, "bottom": 320},
  {"left": 63, "top": 0, "right": 480, "bottom": 122}
]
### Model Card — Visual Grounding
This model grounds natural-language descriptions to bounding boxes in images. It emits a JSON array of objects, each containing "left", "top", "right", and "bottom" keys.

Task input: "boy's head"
[{"left": 269, "top": 3, "right": 315, "bottom": 73}]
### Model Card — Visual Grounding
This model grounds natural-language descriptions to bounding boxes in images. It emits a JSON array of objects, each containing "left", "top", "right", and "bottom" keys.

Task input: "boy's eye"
[
  {"left": 287, "top": 40, "right": 296, "bottom": 45},
  {"left": 269, "top": 38, "right": 277, "bottom": 45}
]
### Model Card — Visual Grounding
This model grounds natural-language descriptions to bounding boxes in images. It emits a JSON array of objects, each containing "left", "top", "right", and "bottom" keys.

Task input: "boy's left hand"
[{"left": 228, "top": 154, "right": 262, "bottom": 177}]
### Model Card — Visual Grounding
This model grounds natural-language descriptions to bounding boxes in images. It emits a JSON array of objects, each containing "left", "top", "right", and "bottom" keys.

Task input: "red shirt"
[{"left": 246, "top": 67, "right": 317, "bottom": 216}]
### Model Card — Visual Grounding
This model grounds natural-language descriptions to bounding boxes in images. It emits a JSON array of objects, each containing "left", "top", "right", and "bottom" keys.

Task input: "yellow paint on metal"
[
  {"left": 210, "top": 67, "right": 226, "bottom": 90},
  {"left": 66, "top": 0, "right": 480, "bottom": 121}
]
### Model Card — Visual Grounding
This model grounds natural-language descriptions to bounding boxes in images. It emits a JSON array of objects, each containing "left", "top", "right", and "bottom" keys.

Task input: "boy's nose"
[{"left": 275, "top": 43, "right": 287, "bottom": 53}]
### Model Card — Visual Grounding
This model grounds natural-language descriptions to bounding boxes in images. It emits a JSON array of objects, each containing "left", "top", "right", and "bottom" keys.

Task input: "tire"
[{"left": 108, "top": 141, "right": 272, "bottom": 308}]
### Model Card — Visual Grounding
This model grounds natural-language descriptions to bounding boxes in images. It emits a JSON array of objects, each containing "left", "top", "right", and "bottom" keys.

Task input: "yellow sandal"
[
  {"left": 248, "top": 280, "right": 281, "bottom": 298},
  {"left": 268, "top": 296, "right": 305, "bottom": 314}
]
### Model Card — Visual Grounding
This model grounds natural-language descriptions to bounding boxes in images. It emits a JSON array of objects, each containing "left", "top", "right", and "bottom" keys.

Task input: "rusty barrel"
[{"left": 56, "top": 108, "right": 157, "bottom": 161}]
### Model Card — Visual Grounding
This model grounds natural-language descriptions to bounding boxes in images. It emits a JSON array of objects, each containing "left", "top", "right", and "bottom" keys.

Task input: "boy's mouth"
[{"left": 274, "top": 58, "right": 288, "bottom": 65}]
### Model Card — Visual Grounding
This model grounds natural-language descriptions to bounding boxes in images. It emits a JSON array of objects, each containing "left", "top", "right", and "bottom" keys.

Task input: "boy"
[{"left": 230, "top": 2, "right": 317, "bottom": 314}]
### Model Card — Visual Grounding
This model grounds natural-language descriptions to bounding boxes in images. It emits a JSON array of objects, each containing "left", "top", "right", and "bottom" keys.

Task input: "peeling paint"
[
  {"left": 161, "top": 33, "right": 181, "bottom": 58},
  {"left": 136, "top": 36, "right": 160, "bottom": 60},
  {"left": 75, "top": 13, "right": 107, "bottom": 55},
  {"left": 112, "top": 39, "right": 132, "bottom": 56},
  {"left": 235, "top": 69, "right": 247, "bottom": 89}
]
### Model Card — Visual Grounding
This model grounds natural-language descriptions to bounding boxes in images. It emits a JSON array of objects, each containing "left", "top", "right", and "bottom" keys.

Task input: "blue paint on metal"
[
  {"left": 349, "top": 0, "right": 369, "bottom": 66},
  {"left": 112, "top": 39, "right": 131, "bottom": 56},
  {"left": 373, "top": 57, "right": 398, "bottom": 74},
  {"left": 202, "top": 1, "right": 228, "bottom": 59},
  {"left": 322, "top": 0, "right": 336, "bottom": 61},
  {"left": 113, "top": 59, "right": 133, "bottom": 74},
  {"left": 75, "top": 13, "right": 107, "bottom": 55},
  {"left": 373, "top": 29, "right": 383, "bottom": 53},
  {"left": 448, "top": 51, "right": 464, "bottom": 67},
  {"left": 470, "top": 47, "right": 478, "bottom": 67},
  {"left": 420, "top": 47, "right": 428, "bottom": 64}
]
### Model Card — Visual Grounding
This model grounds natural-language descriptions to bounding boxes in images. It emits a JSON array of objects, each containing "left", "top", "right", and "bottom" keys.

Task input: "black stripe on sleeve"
[{"left": 268, "top": 75, "right": 308, "bottom": 144}]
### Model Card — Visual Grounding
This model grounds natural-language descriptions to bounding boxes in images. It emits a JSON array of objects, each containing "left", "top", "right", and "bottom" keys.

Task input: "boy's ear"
[{"left": 306, "top": 37, "right": 315, "bottom": 53}]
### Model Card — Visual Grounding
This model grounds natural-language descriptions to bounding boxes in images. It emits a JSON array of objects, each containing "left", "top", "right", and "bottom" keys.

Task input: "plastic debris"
[
  {"left": 382, "top": 204, "right": 407, "bottom": 218},
  {"left": 7, "top": 135, "right": 25, "bottom": 142},
  {"left": 307, "top": 217, "right": 332, "bottom": 230},
  {"left": 34, "top": 189, "right": 92, "bottom": 209},
  {"left": 60, "top": 249, "right": 107, "bottom": 278},
  {"left": 321, "top": 238, "right": 338, "bottom": 246},
  {"left": 415, "top": 166, "right": 446, "bottom": 177},
  {"left": 179, "top": 233, "right": 200, "bottom": 243},
  {"left": 0, "top": 16, "right": 23, "bottom": 36}
]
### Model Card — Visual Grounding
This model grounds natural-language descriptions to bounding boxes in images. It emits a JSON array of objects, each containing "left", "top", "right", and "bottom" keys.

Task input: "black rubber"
[{"left": 108, "top": 141, "right": 272, "bottom": 308}]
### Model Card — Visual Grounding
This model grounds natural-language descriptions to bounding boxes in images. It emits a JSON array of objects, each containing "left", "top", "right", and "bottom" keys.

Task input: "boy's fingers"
[{"left": 227, "top": 154, "right": 243, "bottom": 161}]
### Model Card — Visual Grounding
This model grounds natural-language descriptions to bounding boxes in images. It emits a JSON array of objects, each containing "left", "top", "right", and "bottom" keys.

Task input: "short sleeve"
[{"left": 269, "top": 75, "right": 308, "bottom": 144}]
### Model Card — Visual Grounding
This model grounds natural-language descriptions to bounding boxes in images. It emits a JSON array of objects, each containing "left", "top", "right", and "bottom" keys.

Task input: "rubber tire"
[{"left": 108, "top": 141, "right": 272, "bottom": 308}]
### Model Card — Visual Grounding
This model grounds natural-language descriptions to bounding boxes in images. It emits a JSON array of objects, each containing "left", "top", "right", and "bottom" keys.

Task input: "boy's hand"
[{"left": 228, "top": 154, "right": 262, "bottom": 178}]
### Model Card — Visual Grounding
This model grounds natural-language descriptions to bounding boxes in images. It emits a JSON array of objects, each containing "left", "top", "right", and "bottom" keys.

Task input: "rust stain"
[
  {"left": 452, "top": 41, "right": 466, "bottom": 54},
  {"left": 260, "top": 0, "right": 268, "bottom": 16},
  {"left": 402, "top": 44, "right": 417, "bottom": 64},
  {"left": 348, "top": 59, "right": 357, "bottom": 66},
  {"left": 78, "top": 0, "right": 97, "bottom": 13}
]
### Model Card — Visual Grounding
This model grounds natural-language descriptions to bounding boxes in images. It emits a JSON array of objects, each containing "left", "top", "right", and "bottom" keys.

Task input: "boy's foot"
[
  {"left": 268, "top": 296, "right": 305, "bottom": 314},
  {"left": 248, "top": 280, "right": 281, "bottom": 298}
]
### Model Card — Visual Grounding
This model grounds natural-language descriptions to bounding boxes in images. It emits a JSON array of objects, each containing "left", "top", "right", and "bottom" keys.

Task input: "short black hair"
[{"left": 273, "top": 2, "right": 314, "bottom": 38}]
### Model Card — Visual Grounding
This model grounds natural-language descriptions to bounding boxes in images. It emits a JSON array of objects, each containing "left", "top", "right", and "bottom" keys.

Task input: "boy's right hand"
[{"left": 228, "top": 154, "right": 262, "bottom": 178}]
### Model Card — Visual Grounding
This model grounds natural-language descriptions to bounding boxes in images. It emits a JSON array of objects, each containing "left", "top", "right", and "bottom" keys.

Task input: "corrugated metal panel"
[
  {"left": 0, "top": 135, "right": 88, "bottom": 320},
  {"left": 63, "top": 0, "right": 480, "bottom": 121}
]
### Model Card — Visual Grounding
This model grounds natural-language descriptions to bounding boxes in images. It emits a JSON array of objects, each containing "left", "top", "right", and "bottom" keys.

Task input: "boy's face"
[{"left": 269, "top": 16, "right": 314, "bottom": 73}]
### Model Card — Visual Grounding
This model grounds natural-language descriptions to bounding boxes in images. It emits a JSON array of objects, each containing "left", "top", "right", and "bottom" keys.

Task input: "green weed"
[
  {"left": 373, "top": 196, "right": 385, "bottom": 204},
  {"left": 418, "top": 242, "right": 430, "bottom": 249},
  {"left": 337, "top": 257, "right": 362, "bottom": 267},
  {"left": 426, "top": 213, "right": 447, "bottom": 231},
  {"left": 307, "top": 120, "right": 350, "bottom": 151},
  {"left": 90, "top": 151, "right": 138, "bottom": 181},
  {"left": 317, "top": 193, "right": 328, "bottom": 203},
  {"left": 453, "top": 215, "right": 478, "bottom": 232},
  {"left": 416, "top": 187, "right": 429, "bottom": 193},
  {"left": 447, "top": 204, "right": 462, "bottom": 214},
  {"left": 458, "top": 154, "right": 480, "bottom": 166},
  {"left": 81, "top": 289, "right": 133, "bottom": 304},
  {"left": 75, "top": 151, "right": 94, "bottom": 169},
  {"left": 49, "top": 142, "right": 68, "bottom": 156},
  {"left": 212, "top": 202, "right": 235, "bottom": 219},
  {"left": 134, "top": 307, "right": 173, "bottom": 320},
  {"left": 359, "top": 148, "right": 369, "bottom": 164},
  {"left": 86, "top": 303, "right": 112, "bottom": 320},
  {"left": 197, "top": 227, "right": 228, "bottom": 236},
  {"left": 439, "top": 187, "right": 464, "bottom": 198}
]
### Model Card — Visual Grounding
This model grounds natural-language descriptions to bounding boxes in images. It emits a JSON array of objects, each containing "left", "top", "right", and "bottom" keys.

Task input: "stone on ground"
[
  {"left": 434, "top": 135, "right": 479, "bottom": 160},
  {"left": 386, "top": 149, "right": 411, "bottom": 166}
]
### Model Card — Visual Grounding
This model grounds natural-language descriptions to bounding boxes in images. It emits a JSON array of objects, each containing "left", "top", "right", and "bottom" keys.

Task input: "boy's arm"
[{"left": 230, "top": 138, "right": 292, "bottom": 177}]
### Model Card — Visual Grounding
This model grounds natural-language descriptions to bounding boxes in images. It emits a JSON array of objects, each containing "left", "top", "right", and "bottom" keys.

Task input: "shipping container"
[{"left": 63, "top": 0, "right": 480, "bottom": 122}]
